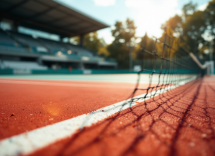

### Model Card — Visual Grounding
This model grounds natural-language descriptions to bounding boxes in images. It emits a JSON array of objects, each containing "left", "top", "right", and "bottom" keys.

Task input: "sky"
[{"left": 56, "top": 0, "right": 211, "bottom": 44}]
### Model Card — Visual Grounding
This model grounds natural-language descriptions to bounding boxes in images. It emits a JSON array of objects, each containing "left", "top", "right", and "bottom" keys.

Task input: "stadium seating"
[
  {"left": 5, "top": 30, "right": 99, "bottom": 61},
  {"left": 7, "top": 31, "right": 50, "bottom": 54},
  {"left": 0, "top": 30, "right": 29, "bottom": 53},
  {"left": 0, "top": 29, "right": 111, "bottom": 67},
  {"left": 2, "top": 60, "right": 47, "bottom": 70},
  {"left": 37, "top": 37, "right": 103, "bottom": 62},
  {"left": 0, "top": 30, "right": 16, "bottom": 46}
]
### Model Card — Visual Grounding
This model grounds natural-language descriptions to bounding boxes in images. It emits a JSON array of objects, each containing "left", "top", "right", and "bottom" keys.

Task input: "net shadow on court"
[
  {"left": 51, "top": 79, "right": 215, "bottom": 156},
  {"left": 50, "top": 30, "right": 215, "bottom": 156}
]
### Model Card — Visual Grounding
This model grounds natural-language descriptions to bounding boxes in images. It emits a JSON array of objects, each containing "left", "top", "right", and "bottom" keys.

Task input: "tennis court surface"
[
  {"left": 0, "top": 74, "right": 215, "bottom": 156},
  {"left": 1, "top": 29, "right": 215, "bottom": 156}
]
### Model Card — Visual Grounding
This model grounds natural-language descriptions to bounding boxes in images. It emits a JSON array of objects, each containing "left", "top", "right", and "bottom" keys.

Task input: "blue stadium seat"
[{"left": 0, "top": 30, "right": 29, "bottom": 53}]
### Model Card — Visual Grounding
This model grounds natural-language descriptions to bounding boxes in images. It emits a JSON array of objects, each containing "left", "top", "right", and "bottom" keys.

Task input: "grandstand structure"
[{"left": 0, "top": 0, "right": 117, "bottom": 70}]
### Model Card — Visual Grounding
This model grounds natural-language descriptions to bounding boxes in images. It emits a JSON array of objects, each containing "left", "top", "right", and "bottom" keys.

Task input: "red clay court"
[
  {"left": 0, "top": 75, "right": 215, "bottom": 156},
  {"left": 0, "top": 0, "right": 215, "bottom": 156}
]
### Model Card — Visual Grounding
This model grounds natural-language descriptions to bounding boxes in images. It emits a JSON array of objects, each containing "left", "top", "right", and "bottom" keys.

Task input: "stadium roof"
[{"left": 0, "top": 0, "right": 109, "bottom": 37}]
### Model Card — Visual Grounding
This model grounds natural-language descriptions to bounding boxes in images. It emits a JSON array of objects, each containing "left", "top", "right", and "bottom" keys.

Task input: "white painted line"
[
  {"left": 0, "top": 78, "right": 196, "bottom": 156},
  {"left": 0, "top": 80, "right": 135, "bottom": 89},
  {"left": 0, "top": 77, "right": 140, "bottom": 84}
]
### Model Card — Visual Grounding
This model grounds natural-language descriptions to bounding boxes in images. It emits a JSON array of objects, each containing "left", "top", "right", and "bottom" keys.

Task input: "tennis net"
[{"left": 128, "top": 28, "right": 203, "bottom": 103}]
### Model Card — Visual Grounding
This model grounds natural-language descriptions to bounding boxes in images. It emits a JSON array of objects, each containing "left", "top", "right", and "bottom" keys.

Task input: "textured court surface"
[{"left": 0, "top": 75, "right": 215, "bottom": 156}]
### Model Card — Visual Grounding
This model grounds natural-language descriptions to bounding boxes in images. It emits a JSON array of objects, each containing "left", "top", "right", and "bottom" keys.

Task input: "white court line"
[
  {"left": 0, "top": 77, "right": 139, "bottom": 84},
  {"left": 0, "top": 78, "right": 195, "bottom": 156},
  {"left": 0, "top": 80, "right": 136, "bottom": 89}
]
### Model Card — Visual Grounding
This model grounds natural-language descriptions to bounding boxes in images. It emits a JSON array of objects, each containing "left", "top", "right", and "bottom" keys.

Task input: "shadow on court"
[{"left": 31, "top": 78, "right": 215, "bottom": 156}]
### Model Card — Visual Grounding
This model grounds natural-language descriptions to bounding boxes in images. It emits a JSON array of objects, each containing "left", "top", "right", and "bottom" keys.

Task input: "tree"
[
  {"left": 107, "top": 18, "right": 137, "bottom": 69},
  {"left": 84, "top": 32, "right": 103, "bottom": 52},
  {"left": 136, "top": 33, "right": 155, "bottom": 59},
  {"left": 204, "top": 0, "right": 215, "bottom": 55},
  {"left": 98, "top": 46, "right": 110, "bottom": 57},
  {"left": 182, "top": 11, "right": 206, "bottom": 52},
  {"left": 205, "top": 0, "right": 215, "bottom": 37},
  {"left": 69, "top": 32, "right": 110, "bottom": 56},
  {"left": 182, "top": 2, "right": 197, "bottom": 20},
  {"left": 164, "top": 15, "right": 183, "bottom": 37},
  {"left": 160, "top": 2, "right": 208, "bottom": 56},
  {"left": 69, "top": 36, "right": 79, "bottom": 45}
]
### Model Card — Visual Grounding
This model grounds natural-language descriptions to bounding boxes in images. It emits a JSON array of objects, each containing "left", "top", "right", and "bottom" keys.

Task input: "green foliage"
[
  {"left": 163, "top": 15, "right": 183, "bottom": 37},
  {"left": 205, "top": 0, "right": 215, "bottom": 54},
  {"left": 107, "top": 18, "right": 137, "bottom": 69},
  {"left": 69, "top": 36, "right": 79, "bottom": 45},
  {"left": 84, "top": 32, "right": 103, "bottom": 52},
  {"left": 182, "top": 11, "right": 206, "bottom": 52},
  {"left": 111, "top": 19, "right": 136, "bottom": 45},
  {"left": 182, "top": 2, "right": 197, "bottom": 19},
  {"left": 161, "top": 1, "right": 215, "bottom": 57},
  {"left": 98, "top": 46, "right": 110, "bottom": 57},
  {"left": 71, "top": 1, "right": 215, "bottom": 69},
  {"left": 69, "top": 32, "right": 110, "bottom": 57},
  {"left": 139, "top": 33, "right": 154, "bottom": 51},
  {"left": 108, "top": 42, "right": 130, "bottom": 69},
  {"left": 205, "top": 0, "right": 215, "bottom": 35},
  {"left": 136, "top": 33, "right": 155, "bottom": 59}
]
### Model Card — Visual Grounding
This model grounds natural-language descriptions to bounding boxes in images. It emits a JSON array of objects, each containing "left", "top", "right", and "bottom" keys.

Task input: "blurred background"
[{"left": 0, "top": 0, "right": 214, "bottom": 75}]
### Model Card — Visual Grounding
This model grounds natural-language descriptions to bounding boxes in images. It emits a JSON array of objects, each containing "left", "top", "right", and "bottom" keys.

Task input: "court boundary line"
[
  {"left": 0, "top": 75, "right": 194, "bottom": 83},
  {"left": 0, "top": 79, "right": 147, "bottom": 89},
  {"left": 0, "top": 78, "right": 196, "bottom": 156}
]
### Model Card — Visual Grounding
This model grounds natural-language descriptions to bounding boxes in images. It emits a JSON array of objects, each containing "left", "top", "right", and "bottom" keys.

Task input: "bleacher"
[
  {"left": 0, "top": 29, "right": 117, "bottom": 70},
  {"left": 1, "top": 60, "right": 47, "bottom": 70},
  {"left": 0, "top": 30, "right": 29, "bottom": 54},
  {"left": 37, "top": 37, "right": 81, "bottom": 60},
  {"left": 7, "top": 31, "right": 49, "bottom": 54},
  {"left": 0, "top": 0, "right": 117, "bottom": 71},
  {"left": 1, "top": 30, "right": 101, "bottom": 61}
]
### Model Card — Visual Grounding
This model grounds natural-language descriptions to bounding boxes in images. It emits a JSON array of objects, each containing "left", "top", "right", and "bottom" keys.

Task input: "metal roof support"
[
  {"left": 28, "top": 6, "right": 59, "bottom": 20},
  {"left": 12, "top": 21, "right": 19, "bottom": 32},
  {"left": 80, "top": 34, "right": 85, "bottom": 47},
  {"left": 60, "top": 35, "right": 65, "bottom": 42},
  {"left": 0, "top": 0, "right": 109, "bottom": 37},
  {"left": 0, "top": 19, "right": 2, "bottom": 29},
  {"left": 4, "top": 0, "right": 29, "bottom": 13}
]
